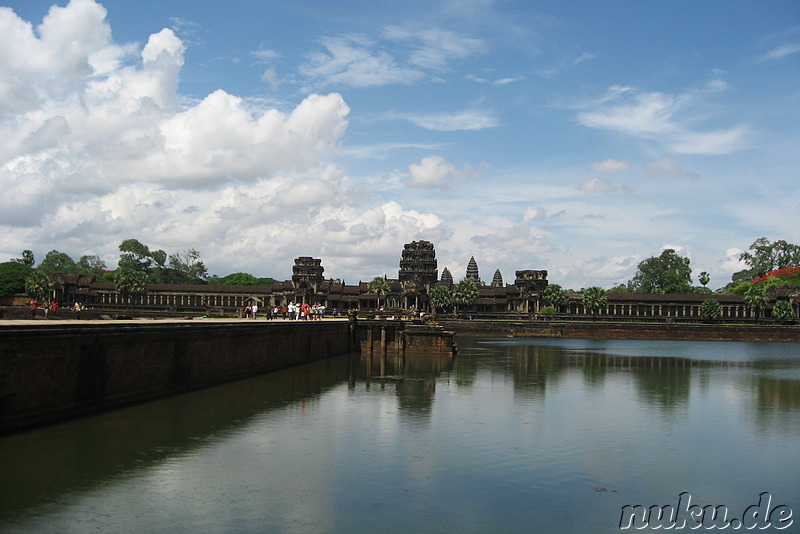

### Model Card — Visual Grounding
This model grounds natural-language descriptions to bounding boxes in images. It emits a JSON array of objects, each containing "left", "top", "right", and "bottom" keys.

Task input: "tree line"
[
  {"left": 535, "top": 237, "right": 799, "bottom": 321},
  {"left": 0, "top": 238, "right": 277, "bottom": 300}
]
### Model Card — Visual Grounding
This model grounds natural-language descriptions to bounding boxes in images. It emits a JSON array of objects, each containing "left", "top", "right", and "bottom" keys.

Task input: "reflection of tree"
[
  {"left": 511, "top": 344, "right": 568, "bottom": 400},
  {"left": 581, "top": 354, "right": 608, "bottom": 388},
  {"left": 753, "top": 376, "right": 800, "bottom": 435},
  {"left": 630, "top": 358, "right": 693, "bottom": 411}
]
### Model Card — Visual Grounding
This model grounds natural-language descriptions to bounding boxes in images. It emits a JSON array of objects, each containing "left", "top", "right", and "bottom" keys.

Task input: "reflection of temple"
[{"left": 45, "top": 240, "right": 796, "bottom": 321}]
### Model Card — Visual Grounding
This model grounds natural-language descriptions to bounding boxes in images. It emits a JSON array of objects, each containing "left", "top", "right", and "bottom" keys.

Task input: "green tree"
[
  {"left": 733, "top": 237, "right": 800, "bottom": 282},
  {"left": 218, "top": 272, "right": 261, "bottom": 286},
  {"left": 628, "top": 249, "right": 692, "bottom": 293},
  {"left": 542, "top": 284, "right": 566, "bottom": 309},
  {"left": 367, "top": 276, "right": 391, "bottom": 309},
  {"left": 582, "top": 286, "right": 607, "bottom": 318},
  {"left": 538, "top": 305, "right": 557, "bottom": 319},
  {"left": 0, "top": 261, "right": 33, "bottom": 297},
  {"left": 118, "top": 238, "right": 153, "bottom": 273},
  {"left": 743, "top": 284, "right": 768, "bottom": 319},
  {"left": 38, "top": 250, "right": 77, "bottom": 274},
  {"left": 76, "top": 255, "right": 107, "bottom": 277},
  {"left": 114, "top": 269, "right": 149, "bottom": 308},
  {"left": 166, "top": 248, "right": 208, "bottom": 284},
  {"left": 700, "top": 298, "right": 722, "bottom": 320},
  {"left": 429, "top": 284, "right": 453, "bottom": 313},
  {"left": 452, "top": 279, "right": 479, "bottom": 314},
  {"left": 771, "top": 300, "right": 795, "bottom": 322},
  {"left": 25, "top": 270, "right": 52, "bottom": 300},
  {"left": 14, "top": 250, "right": 35, "bottom": 267}
]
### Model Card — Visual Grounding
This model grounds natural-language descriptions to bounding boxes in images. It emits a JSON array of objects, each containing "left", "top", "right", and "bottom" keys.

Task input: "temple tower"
[
  {"left": 398, "top": 241, "right": 438, "bottom": 288},
  {"left": 491, "top": 269, "right": 503, "bottom": 287},
  {"left": 292, "top": 257, "right": 324, "bottom": 289},
  {"left": 466, "top": 256, "right": 480, "bottom": 284},
  {"left": 440, "top": 267, "right": 453, "bottom": 285}
]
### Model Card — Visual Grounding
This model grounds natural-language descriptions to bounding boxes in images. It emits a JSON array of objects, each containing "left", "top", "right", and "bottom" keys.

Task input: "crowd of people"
[
  {"left": 28, "top": 299, "right": 84, "bottom": 319},
  {"left": 243, "top": 303, "right": 327, "bottom": 320}
]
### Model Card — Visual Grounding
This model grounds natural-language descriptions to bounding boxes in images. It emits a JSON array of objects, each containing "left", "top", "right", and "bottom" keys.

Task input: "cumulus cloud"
[
  {"left": 408, "top": 155, "right": 489, "bottom": 188},
  {"left": 0, "top": 0, "right": 112, "bottom": 113},
  {"left": 564, "top": 255, "right": 641, "bottom": 288},
  {"left": 577, "top": 85, "right": 746, "bottom": 155},
  {"left": 0, "top": 0, "right": 352, "bottom": 228},
  {"left": 468, "top": 207, "right": 558, "bottom": 267},
  {"left": 0, "top": 0, "right": 448, "bottom": 281}
]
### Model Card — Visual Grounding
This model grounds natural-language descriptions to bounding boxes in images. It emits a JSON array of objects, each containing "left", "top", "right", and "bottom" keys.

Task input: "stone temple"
[{"left": 43, "top": 239, "right": 771, "bottom": 320}]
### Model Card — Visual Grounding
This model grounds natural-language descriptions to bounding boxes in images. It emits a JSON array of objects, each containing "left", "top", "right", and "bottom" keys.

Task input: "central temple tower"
[{"left": 398, "top": 240, "right": 438, "bottom": 289}]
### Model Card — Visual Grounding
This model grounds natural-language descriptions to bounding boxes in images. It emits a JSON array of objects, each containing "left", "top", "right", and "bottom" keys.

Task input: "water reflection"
[
  {"left": 0, "top": 356, "right": 353, "bottom": 524},
  {"left": 455, "top": 338, "right": 800, "bottom": 417},
  {"left": 1, "top": 338, "right": 799, "bottom": 534}
]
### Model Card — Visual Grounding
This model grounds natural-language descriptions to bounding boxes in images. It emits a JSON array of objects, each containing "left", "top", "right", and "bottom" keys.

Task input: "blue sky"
[{"left": 1, "top": 0, "right": 798, "bottom": 290}]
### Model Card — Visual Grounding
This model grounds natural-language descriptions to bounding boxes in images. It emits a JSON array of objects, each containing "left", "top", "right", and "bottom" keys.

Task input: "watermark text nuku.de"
[{"left": 619, "top": 492, "right": 793, "bottom": 530}]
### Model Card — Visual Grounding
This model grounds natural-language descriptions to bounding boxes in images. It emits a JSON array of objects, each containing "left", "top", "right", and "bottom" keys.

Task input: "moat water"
[{"left": 1, "top": 337, "right": 799, "bottom": 533}]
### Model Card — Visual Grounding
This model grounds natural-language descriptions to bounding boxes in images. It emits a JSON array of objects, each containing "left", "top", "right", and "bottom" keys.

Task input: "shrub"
[
  {"left": 700, "top": 298, "right": 722, "bottom": 319},
  {"left": 538, "top": 306, "right": 557, "bottom": 319}
]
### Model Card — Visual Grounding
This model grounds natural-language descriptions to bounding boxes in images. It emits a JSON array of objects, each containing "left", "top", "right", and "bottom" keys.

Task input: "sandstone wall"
[{"left": 0, "top": 322, "right": 352, "bottom": 434}]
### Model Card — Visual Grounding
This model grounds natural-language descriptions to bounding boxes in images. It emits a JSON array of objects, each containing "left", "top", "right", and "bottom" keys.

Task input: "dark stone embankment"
[
  {"left": 437, "top": 319, "right": 800, "bottom": 342},
  {"left": 0, "top": 320, "right": 352, "bottom": 434}
]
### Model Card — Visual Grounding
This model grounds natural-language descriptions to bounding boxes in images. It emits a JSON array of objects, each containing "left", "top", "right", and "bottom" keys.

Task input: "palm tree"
[
  {"left": 771, "top": 300, "right": 795, "bottom": 322},
  {"left": 429, "top": 284, "right": 453, "bottom": 314},
  {"left": 452, "top": 279, "right": 478, "bottom": 315},
  {"left": 744, "top": 284, "right": 768, "bottom": 319},
  {"left": 542, "top": 284, "right": 566, "bottom": 311},
  {"left": 582, "top": 286, "right": 607, "bottom": 319},
  {"left": 699, "top": 271, "right": 710, "bottom": 288},
  {"left": 25, "top": 270, "right": 52, "bottom": 301},
  {"left": 700, "top": 298, "right": 722, "bottom": 320},
  {"left": 367, "top": 276, "right": 390, "bottom": 309}
]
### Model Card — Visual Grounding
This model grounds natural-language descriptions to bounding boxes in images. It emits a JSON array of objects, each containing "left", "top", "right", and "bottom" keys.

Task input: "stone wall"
[
  {"left": 438, "top": 319, "right": 800, "bottom": 342},
  {"left": 0, "top": 322, "right": 352, "bottom": 434}
]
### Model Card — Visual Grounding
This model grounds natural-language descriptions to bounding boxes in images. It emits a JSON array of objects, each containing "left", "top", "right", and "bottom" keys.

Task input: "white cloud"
[
  {"left": 408, "top": 155, "right": 488, "bottom": 188},
  {"left": 251, "top": 47, "right": 280, "bottom": 62},
  {"left": 576, "top": 85, "right": 746, "bottom": 155},
  {"left": 577, "top": 177, "right": 616, "bottom": 193},
  {"left": 763, "top": 43, "right": 800, "bottom": 60},
  {"left": 589, "top": 159, "right": 631, "bottom": 174},
  {"left": 646, "top": 157, "right": 700, "bottom": 180},
  {"left": 403, "top": 109, "right": 498, "bottom": 131},
  {"left": 467, "top": 207, "right": 558, "bottom": 267},
  {"left": 573, "top": 52, "right": 596, "bottom": 65},
  {"left": 465, "top": 74, "right": 524, "bottom": 86},
  {"left": 300, "top": 34, "right": 424, "bottom": 88},
  {"left": 0, "top": 0, "right": 111, "bottom": 113},
  {"left": 565, "top": 255, "right": 641, "bottom": 288},
  {"left": 381, "top": 25, "right": 486, "bottom": 70}
]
